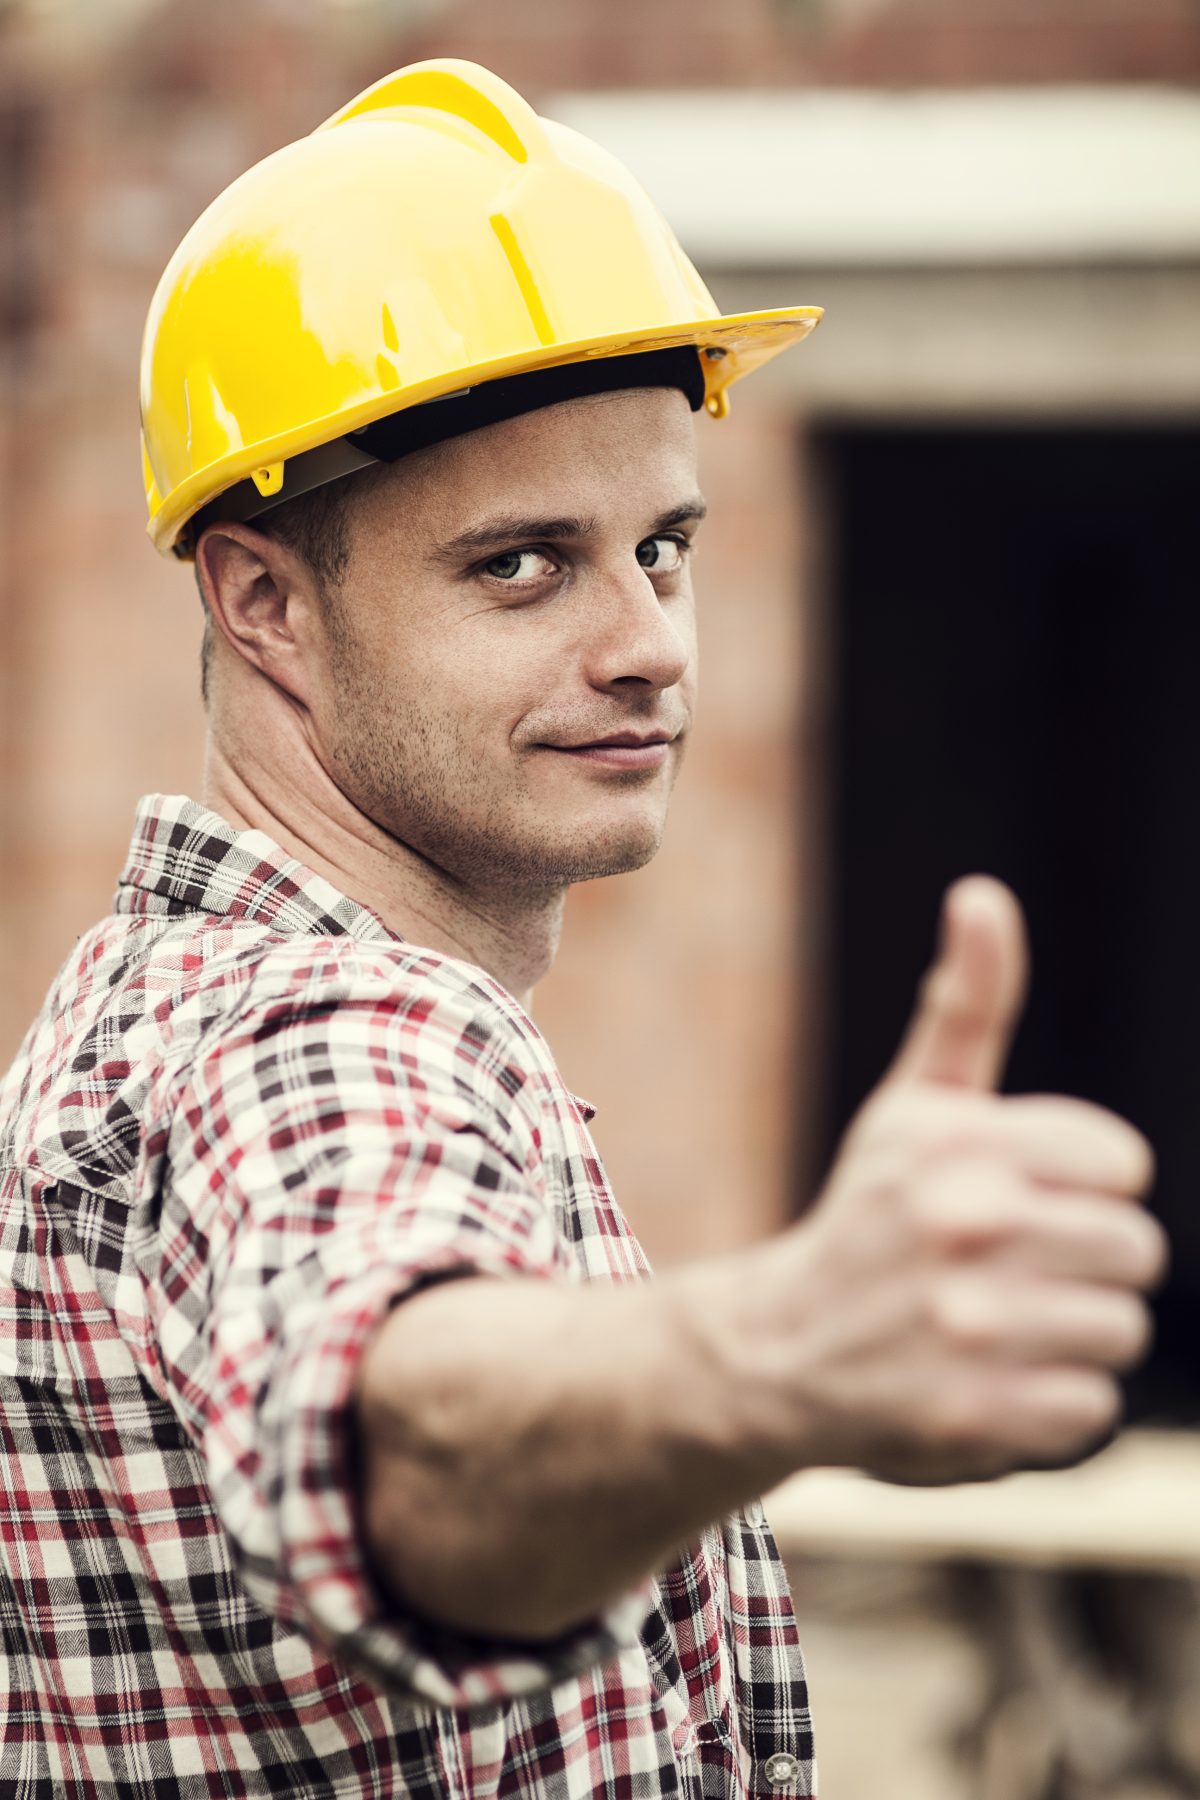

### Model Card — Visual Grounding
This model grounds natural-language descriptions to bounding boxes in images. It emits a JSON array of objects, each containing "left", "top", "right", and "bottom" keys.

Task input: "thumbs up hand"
[
  {"left": 884, "top": 876, "right": 1028, "bottom": 1092},
  {"left": 770, "top": 878, "right": 1166, "bottom": 1484}
]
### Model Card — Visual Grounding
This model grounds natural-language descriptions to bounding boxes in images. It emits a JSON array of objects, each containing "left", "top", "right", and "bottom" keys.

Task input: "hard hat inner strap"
[
  {"left": 348, "top": 346, "right": 706, "bottom": 464},
  {"left": 186, "top": 436, "right": 381, "bottom": 549}
]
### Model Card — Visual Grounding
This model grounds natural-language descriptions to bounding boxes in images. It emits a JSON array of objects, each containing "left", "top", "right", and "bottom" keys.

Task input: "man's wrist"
[{"left": 656, "top": 1233, "right": 821, "bottom": 1498}]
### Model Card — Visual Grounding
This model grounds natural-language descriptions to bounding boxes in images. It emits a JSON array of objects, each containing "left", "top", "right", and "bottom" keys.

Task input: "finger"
[
  {"left": 910, "top": 1161, "right": 1168, "bottom": 1288},
  {"left": 868, "top": 1087, "right": 1156, "bottom": 1196},
  {"left": 935, "top": 1274, "right": 1153, "bottom": 1372},
  {"left": 886, "top": 876, "right": 1029, "bottom": 1093},
  {"left": 985, "top": 1367, "right": 1123, "bottom": 1467},
  {"left": 994, "top": 1096, "right": 1155, "bottom": 1196},
  {"left": 996, "top": 1191, "right": 1169, "bottom": 1290}
]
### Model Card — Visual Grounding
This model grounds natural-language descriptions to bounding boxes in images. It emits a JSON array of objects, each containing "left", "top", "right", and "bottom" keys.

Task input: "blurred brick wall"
[
  {"left": 1, "top": 0, "right": 1197, "bottom": 1263},
  {"left": 402, "top": 0, "right": 1200, "bottom": 89}
]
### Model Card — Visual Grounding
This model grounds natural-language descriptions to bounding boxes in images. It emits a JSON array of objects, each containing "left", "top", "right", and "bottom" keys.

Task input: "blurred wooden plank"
[{"left": 764, "top": 1429, "right": 1200, "bottom": 1573}]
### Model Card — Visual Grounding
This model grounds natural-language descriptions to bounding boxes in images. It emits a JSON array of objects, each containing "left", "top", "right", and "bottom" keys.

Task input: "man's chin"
[
  {"left": 400, "top": 798, "right": 671, "bottom": 894},
  {"left": 556, "top": 818, "right": 666, "bottom": 886},
  {"left": 563, "top": 842, "right": 660, "bottom": 886}
]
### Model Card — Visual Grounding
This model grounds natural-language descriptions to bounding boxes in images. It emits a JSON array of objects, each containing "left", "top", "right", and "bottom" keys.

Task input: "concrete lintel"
[
  {"left": 548, "top": 87, "right": 1200, "bottom": 269},
  {"left": 708, "top": 264, "right": 1200, "bottom": 419}
]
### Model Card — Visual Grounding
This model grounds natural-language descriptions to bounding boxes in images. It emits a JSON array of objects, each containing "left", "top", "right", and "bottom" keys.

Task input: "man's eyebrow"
[
  {"left": 432, "top": 497, "right": 708, "bottom": 564},
  {"left": 654, "top": 499, "right": 708, "bottom": 532}
]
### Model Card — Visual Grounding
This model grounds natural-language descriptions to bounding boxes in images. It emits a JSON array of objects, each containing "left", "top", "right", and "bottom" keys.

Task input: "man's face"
[{"left": 305, "top": 385, "right": 703, "bottom": 897}]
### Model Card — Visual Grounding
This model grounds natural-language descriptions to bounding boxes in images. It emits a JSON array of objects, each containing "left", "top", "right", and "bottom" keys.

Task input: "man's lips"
[{"left": 538, "top": 731, "right": 678, "bottom": 769}]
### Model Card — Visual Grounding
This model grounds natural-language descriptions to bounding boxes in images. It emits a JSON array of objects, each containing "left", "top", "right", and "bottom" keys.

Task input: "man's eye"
[
  {"left": 636, "top": 535, "right": 687, "bottom": 573},
  {"left": 483, "top": 549, "right": 557, "bottom": 582}
]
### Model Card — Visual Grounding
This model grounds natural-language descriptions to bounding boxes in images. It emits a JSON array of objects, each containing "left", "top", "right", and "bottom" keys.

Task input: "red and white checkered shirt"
[{"left": 0, "top": 793, "right": 814, "bottom": 1799}]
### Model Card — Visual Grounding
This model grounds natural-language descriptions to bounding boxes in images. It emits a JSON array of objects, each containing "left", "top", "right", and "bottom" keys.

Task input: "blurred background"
[{"left": 2, "top": 0, "right": 1200, "bottom": 1793}]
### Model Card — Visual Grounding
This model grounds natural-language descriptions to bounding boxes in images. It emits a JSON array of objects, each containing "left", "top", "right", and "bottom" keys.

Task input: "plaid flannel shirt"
[{"left": 0, "top": 794, "right": 815, "bottom": 1799}]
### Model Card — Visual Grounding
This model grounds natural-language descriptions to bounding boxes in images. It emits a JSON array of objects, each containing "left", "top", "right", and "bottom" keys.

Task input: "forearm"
[
  {"left": 354, "top": 1254, "right": 790, "bottom": 1642},
  {"left": 354, "top": 959, "right": 1164, "bottom": 1649}
]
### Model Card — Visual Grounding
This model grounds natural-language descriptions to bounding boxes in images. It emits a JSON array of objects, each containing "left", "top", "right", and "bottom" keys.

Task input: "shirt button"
[
  {"left": 763, "top": 1751, "right": 801, "bottom": 1787},
  {"left": 745, "top": 1499, "right": 766, "bottom": 1527}
]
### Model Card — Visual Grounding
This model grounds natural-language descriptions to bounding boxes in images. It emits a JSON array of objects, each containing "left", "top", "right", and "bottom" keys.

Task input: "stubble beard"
[{"left": 323, "top": 655, "right": 671, "bottom": 899}]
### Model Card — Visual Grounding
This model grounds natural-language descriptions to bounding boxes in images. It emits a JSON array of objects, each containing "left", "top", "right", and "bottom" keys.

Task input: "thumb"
[{"left": 885, "top": 876, "right": 1029, "bottom": 1091}]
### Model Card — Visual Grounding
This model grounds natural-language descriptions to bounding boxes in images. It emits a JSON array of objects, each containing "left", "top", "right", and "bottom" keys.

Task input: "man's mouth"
[{"left": 541, "top": 731, "right": 677, "bottom": 770}]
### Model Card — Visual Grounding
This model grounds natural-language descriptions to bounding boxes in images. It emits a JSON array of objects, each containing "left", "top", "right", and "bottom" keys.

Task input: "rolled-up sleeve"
[{"left": 145, "top": 945, "right": 647, "bottom": 1708}]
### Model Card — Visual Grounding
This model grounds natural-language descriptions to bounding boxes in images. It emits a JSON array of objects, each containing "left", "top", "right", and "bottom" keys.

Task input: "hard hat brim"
[{"left": 150, "top": 306, "right": 822, "bottom": 558}]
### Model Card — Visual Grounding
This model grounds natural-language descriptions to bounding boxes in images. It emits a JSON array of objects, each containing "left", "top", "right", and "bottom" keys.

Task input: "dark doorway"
[{"left": 819, "top": 424, "right": 1200, "bottom": 1422}]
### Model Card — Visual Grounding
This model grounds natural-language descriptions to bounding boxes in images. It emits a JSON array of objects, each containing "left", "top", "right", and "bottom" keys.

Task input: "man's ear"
[{"left": 195, "top": 523, "right": 321, "bottom": 704}]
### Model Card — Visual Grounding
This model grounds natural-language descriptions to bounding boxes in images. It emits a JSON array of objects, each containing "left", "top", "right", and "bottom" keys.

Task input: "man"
[{"left": 0, "top": 58, "right": 1164, "bottom": 1800}]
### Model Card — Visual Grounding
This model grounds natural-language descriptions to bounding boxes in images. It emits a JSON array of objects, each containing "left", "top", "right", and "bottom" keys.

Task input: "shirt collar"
[
  {"left": 114, "top": 794, "right": 599, "bottom": 1121},
  {"left": 114, "top": 794, "right": 397, "bottom": 943}
]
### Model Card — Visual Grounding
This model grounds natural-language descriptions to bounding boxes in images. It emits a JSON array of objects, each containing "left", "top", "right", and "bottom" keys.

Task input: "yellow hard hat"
[{"left": 140, "top": 59, "right": 822, "bottom": 559}]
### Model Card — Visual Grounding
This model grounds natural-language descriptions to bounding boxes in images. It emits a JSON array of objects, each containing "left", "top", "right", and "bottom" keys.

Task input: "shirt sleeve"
[{"left": 147, "top": 943, "right": 647, "bottom": 1708}]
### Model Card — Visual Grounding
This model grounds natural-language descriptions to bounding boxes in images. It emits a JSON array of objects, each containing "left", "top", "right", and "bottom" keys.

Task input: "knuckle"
[
  {"left": 1088, "top": 1108, "right": 1156, "bottom": 1194},
  {"left": 989, "top": 1370, "right": 1120, "bottom": 1467},
  {"left": 1049, "top": 1371, "right": 1123, "bottom": 1456},
  {"left": 905, "top": 1185, "right": 958, "bottom": 1251},
  {"left": 924, "top": 1384, "right": 994, "bottom": 1458},
  {"left": 1110, "top": 1296, "right": 1154, "bottom": 1370},
  {"left": 927, "top": 1278, "right": 997, "bottom": 1352},
  {"left": 1132, "top": 1215, "right": 1171, "bottom": 1290},
  {"left": 909, "top": 1175, "right": 1019, "bottom": 1262},
  {"left": 1071, "top": 1372, "right": 1124, "bottom": 1444},
  {"left": 1122, "top": 1128, "right": 1157, "bottom": 1197}
]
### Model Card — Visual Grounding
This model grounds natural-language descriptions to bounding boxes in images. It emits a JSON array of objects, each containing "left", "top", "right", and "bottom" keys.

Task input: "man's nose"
[{"left": 583, "top": 564, "right": 692, "bottom": 694}]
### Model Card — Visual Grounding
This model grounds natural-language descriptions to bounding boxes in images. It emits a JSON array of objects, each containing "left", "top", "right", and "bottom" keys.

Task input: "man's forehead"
[
  {"left": 401, "top": 385, "right": 700, "bottom": 534},
  {"left": 448, "top": 381, "right": 693, "bottom": 463}
]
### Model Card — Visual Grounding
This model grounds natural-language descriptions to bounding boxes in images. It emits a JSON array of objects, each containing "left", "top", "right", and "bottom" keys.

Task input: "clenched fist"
[{"left": 771, "top": 877, "right": 1166, "bottom": 1483}]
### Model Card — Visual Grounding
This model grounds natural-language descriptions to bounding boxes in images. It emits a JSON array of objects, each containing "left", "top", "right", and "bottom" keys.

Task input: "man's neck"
[{"left": 201, "top": 736, "right": 564, "bottom": 1011}]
